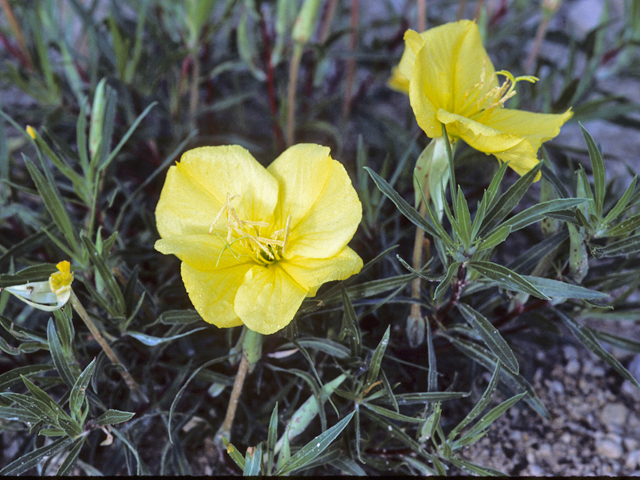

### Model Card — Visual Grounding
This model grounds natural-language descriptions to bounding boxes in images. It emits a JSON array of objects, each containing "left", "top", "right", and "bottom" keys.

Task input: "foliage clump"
[{"left": 1, "top": 0, "right": 640, "bottom": 475}]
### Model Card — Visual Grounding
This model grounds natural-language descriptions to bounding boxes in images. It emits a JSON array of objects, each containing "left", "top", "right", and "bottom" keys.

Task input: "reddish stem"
[{"left": 259, "top": 12, "right": 285, "bottom": 153}]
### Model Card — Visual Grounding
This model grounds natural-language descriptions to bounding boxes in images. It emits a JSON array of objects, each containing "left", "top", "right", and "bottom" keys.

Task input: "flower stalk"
[
  {"left": 215, "top": 327, "right": 262, "bottom": 445},
  {"left": 69, "top": 289, "right": 147, "bottom": 402}
]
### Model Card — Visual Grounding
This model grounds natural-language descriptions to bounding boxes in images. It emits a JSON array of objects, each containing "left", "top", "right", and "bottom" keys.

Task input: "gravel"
[{"left": 455, "top": 331, "right": 640, "bottom": 476}]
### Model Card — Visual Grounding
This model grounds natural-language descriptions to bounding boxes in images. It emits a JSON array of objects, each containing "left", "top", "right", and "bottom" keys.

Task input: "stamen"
[{"left": 282, "top": 215, "right": 291, "bottom": 255}]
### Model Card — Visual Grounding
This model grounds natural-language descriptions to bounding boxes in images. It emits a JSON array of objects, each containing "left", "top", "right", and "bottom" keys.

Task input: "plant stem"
[
  {"left": 286, "top": 44, "right": 303, "bottom": 146},
  {"left": 189, "top": 49, "right": 201, "bottom": 124},
  {"left": 215, "top": 327, "right": 262, "bottom": 444},
  {"left": 417, "top": 0, "right": 427, "bottom": 31},
  {"left": 409, "top": 202, "right": 428, "bottom": 324},
  {"left": 69, "top": 289, "right": 147, "bottom": 402},
  {"left": 342, "top": 0, "right": 359, "bottom": 121}
]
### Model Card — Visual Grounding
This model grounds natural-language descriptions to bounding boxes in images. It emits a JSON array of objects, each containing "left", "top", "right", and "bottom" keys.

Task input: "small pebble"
[
  {"left": 549, "top": 380, "right": 564, "bottom": 395},
  {"left": 566, "top": 359, "right": 580, "bottom": 375},
  {"left": 538, "top": 443, "right": 552, "bottom": 458},
  {"left": 596, "top": 437, "right": 623, "bottom": 460},
  {"left": 626, "top": 450, "right": 640, "bottom": 470},
  {"left": 563, "top": 345, "right": 579, "bottom": 360},
  {"left": 622, "top": 380, "right": 640, "bottom": 402},
  {"left": 625, "top": 438, "right": 640, "bottom": 451},
  {"left": 529, "top": 464, "right": 544, "bottom": 476},
  {"left": 599, "top": 403, "right": 629, "bottom": 431},
  {"left": 561, "top": 432, "right": 572, "bottom": 444}
]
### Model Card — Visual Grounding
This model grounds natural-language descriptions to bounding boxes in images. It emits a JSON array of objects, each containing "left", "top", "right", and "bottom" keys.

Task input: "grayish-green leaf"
[
  {"left": 468, "top": 261, "right": 549, "bottom": 299},
  {"left": 457, "top": 303, "right": 519, "bottom": 374},
  {"left": 243, "top": 443, "right": 262, "bottom": 476},
  {"left": 555, "top": 309, "right": 640, "bottom": 388},
  {"left": 365, "top": 326, "right": 390, "bottom": 389},
  {"left": 522, "top": 276, "right": 608, "bottom": 300},
  {"left": 96, "top": 409, "right": 135, "bottom": 426},
  {"left": 277, "top": 411, "right": 355, "bottom": 475},
  {"left": 580, "top": 124, "right": 605, "bottom": 217},
  {"left": 127, "top": 328, "right": 207, "bottom": 346}
]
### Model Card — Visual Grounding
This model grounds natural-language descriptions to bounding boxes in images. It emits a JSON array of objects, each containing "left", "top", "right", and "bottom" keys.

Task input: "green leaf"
[
  {"left": 388, "top": 391, "right": 468, "bottom": 404},
  {"left": 361, "top": 403, "right": 423, "bottom": 423},
  {"left": 555, "top": 309, "right": 640, "bottom": 388},
  {"left": 0, "top": 406, "right": 41, "bottom": 424},
  {"left": 0, "top": 436, "right": 74, "bottom": 476},
  {"left": 591, "top": 328, "right": 640, "bottom": 354},
  {"left": 365, "top": 166, "right": 441, "bottom": 240},
  {"left": 0, "top": 392, "right": 57, "bottom": 425},
  {"left": 55, "top": 439, "right": 85, "bottom": 476},
  {"left": 277, "top": 411, "right": 355, "bottom": 475},
  {"left": 126, "top": 328, "right": 207, "bottom": 346},
  {"left": 500, "top": 198, "right": 587, "bottom": 233},
  {"left": 47, "top": 318, "right": 77, "bottom": 389},
  {"left": 365, "top": 326, "right": 390, "bottom": 389},
  {"left": 267, "top": 403, "right": 278, "bottom": 474},
  {"left": 243, "top": 443, "right": 262, "bottom": 476},
  {"left": 445, "top": 335, "right": 549, "bottom": 419},
  {"left": 81, "top": 234, "right": 125, "bottom": 315},
  {"left": 434, "top": 261, "right": 462, "bottom": 303},
  {"left": 522, "top": 276, "right": 608, "bottom": 300},
  {"left": 70, "top": 359, "right": 96, "bottom": 417},
  {"left": 96, "top": 409, "right": 135, "bottom": 426},
  {"left": 592, "top": 232, "right": 640, "bottom": 257},
  {"left": 448, "top": 362, "right": 501, "bottom": 442},
  {"left": 605, "top": 213, "right": 640, "bottom": 237},
  {"left": 339, "top": 283, "right": 361, "bottom": 356},
  {"left": 468, "top": 261, "right": 549, "bottom": 299},
  {"left": 603, "top": 175, "right": 638, "bottom": 226},
  {"left": 580, "top": 124, "right": 605, "bottom": 217},
  {"left": 159, "top": 309, "right": 202, "bottom": 325},
  {"left": 457, "top": 303, "right": 519, "bottom": 374},
  {"left": 0, "top": 365, "right": 53, "bottom": 391},
  {"left": 454, "top": 392, "right": 525, "bottom": 448},
  {"left": 476, "top": 224, "right": 511, "bottom": 252},
  {"left": 222, "top": 437, "right": 246, "bottom": 471},
  {"left": 280, "top": 338, "right": 350, "bottom": 359},
  {"left": 479, "top": 163, "right": 541, "bottom": 236},
  {"left": 23, "top": 155, "right": 78, "bottom": 253},
  {"left": 454, "top": 185, "right": 472, "bottom": 248}
]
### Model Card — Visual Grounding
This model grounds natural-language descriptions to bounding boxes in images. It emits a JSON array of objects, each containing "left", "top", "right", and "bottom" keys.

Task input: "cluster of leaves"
[{"left": 1, "top": 0, "right": 640, "bottom": 476}]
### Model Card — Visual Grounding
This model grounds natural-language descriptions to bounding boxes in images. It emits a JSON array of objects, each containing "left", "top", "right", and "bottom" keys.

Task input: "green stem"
[
  {"left": 441, "top": 124, "right": 457, "bottom": 205},
  {"left": 286, "top": 44, "right": 303, "bottom": 147}
]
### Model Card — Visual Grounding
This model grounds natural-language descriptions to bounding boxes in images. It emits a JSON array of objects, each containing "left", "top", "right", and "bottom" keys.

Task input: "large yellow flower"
[
  {"left": 155, "top": 144, "right": 363, "bottom": 335},
  {"left": 390, "top": 20, "right": 572, "bottom": 177}
]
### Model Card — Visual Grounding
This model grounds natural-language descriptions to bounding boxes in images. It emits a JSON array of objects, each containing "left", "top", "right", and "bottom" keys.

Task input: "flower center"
[
  {"left": 209, "top": 193, "right": 291, "bottom": 266},
  {"left": 462, "top": 60, "right": 538, "bottom": 115}
]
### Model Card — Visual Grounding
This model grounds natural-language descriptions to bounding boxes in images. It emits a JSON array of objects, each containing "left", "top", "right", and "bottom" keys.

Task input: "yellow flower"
[
  {"left": 390, "top": 20, "right": 573, "bottom": 177},
  {"left": 4, "top": 261, "right": 74, "bottom": 311},
  {"left": 155, "top": 144, "right": 363, "bottom": 335}
]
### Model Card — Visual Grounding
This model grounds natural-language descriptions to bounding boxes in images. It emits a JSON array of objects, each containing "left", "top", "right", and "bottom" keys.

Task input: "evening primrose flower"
[
  {"left": 155, "top": 144, "right": 363, "bottom": 335},
  {"left": 4, "top": 261, "right": 74, "bottom": 311},
  {"left": 390, "top": 20, "right": 573, "bottom": 177}
]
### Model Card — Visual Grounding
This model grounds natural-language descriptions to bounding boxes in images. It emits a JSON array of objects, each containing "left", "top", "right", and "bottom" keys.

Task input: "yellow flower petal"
[
  {"left": 234, "top": 265, "right": 308, "bottom": 335},
  {"left": 280, "top": 247, "right": 363, "bottom": 292},
  {"left": 267, "top": 144, "right": 362, "bottom": 259},
  {"left": 437, "top": 109, "right": 541, "bottom": 178},
  {"left": 181, "top": 262, "right": 247, "bottom": 329},
  {"left": 155, "top": 234, "right": 253, "bottom": 271},
  {"left": 409, "top": 20, "right": 498, "bottom": 138},
  {"left": 155, "top": 145, "right": 279, "bottom": 239},
  {"left": 481, "top": 107, "right": 574, "bottom": 152},
  {"left": 388, "top": 30, "right": 428, "bottom": 93}
]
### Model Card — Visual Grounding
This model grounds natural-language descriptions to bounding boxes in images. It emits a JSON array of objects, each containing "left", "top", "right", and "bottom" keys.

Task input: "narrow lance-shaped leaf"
[
  {"left": 555, "top": 308, "right": 640, "bottom": 388},
  {"left": 479, "top": 163, "right": 541, "bottom": 236},
  {"left": 365, "top": 325, "right": 390, "bottom": 389},
  {"left": 243, "top": 443, "right": 262, "bottom": 476},
  {"left": 365, "top": 166, "right": 441, "bottom": 240},
  {"left": 468, "top": 261, "right": 549, "bottom": 299},
  {"left": 580, "top": 124, "right": 605, "bottom": 218},
  {"left": 448, "top": 362, "right": 501, "bottom": 442},
  {"left": 276, "top": 411, "right": 355, "bottom": 476},
  {"left": 457, "top": 303, "right": 519, "bottom": 374}
]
